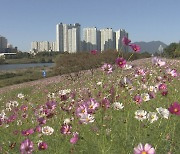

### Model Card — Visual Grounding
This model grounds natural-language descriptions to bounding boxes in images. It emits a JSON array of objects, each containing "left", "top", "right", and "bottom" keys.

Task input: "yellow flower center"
[
  {"left": 141, "top": 151, "right": 147, "bottom": 154},
  {"left": 89, "top": 105, "right": 93, "bottom": 109},
  {"left": 119, "top": 62, "right": 122, "bottom": 65},
  {"left": 151, "top": 115, "right": 154, "bottom": 119}
]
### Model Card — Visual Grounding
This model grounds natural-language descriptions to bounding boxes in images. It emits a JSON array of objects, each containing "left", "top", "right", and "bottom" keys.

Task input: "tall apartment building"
[
  {"left": 0, "top": 35, "right": 7, "bottom": 52},
  {"left": 31, "top": 41, "right": 56, "bottom": 52},
  {"left": 116, "top": 29, "right": 128, "bottom": 52},
  {"left": 49, "top": 42, "right": 56, "bottom": 51},
  {"left": 100, "top": 28, "right": 115, "bottom": 51},
  {"left": 83, "top": 27, "right": 98, "bottom": 51},
  {"left": 56, "top": 23, "right": 81, "bottom": 53}
]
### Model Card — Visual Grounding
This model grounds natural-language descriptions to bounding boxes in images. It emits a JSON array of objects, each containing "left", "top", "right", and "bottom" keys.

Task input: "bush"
[{"left": 54, "top": 50, "right": 151, "bottom": 75}]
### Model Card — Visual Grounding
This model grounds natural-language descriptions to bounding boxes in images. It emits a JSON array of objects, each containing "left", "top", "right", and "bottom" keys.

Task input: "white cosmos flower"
[
  {"left": 0, "top": 110, "right": 7, "bottom": 120},
  {"left": 156, "top": 107, "right": 169, "bottom": 119},
  {"left": 135, "top": 110, "right": 147, "bottom": 121},
  {"left": 112, "top": 102, "right": 124, "bottom": 110},
  {"left": 141, "top": 93, "right": 150, "bottom": 102},
  {"left": 147, "top": 112, "right": 158, "bottom": 123},
  {"left": 148, "top": 86, "right": 157, "bottom": 93},
  {"left": 141, "top": 84, "right": 147, "bottom": 89},
  {"left": 6, "top": 103, "right": 12, "bottom": 108},
  {"left": 47, "top": 92, "right": 56, "bottom": 99},
  {"left": 124, "top": 64, "right": 132, "bottom": 70},
  {"left": 17, "top": 93, "right": 24, "bottom": 99},
  {"left": 11, "top": 101, "right": 19, "bottom": 107},
  {"left": 64, "top": 118, "right": 71, "bottom": 124},
  {"left": 79, "top": 113, "right": 95, "bottom": 124},
  {"left": 59, "top": 89, "right": 71, "bottom": 95},
  {"left": 42, "top": 126, "right": 54, "bottom": 135},
  {"left": 97, "top": 81, "right": 102, "bottom": 86}
]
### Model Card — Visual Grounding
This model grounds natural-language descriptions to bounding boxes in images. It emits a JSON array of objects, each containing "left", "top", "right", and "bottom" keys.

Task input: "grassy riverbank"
[
  {"left": 0, "top": 58, "right": 179, "bottom": 153},
  {"left": 0, "top": 66, "right": 55, "bottom": 88}
]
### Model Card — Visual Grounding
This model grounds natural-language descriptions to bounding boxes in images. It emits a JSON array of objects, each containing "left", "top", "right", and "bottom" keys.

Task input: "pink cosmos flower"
[
  {"left": 134, "top": 143, "right": 155, "bottom": 154},
  {"left": 20, "top": 105, "right": 28, "bottom": 112},
  {"left": 122, "top": 37, "right": 131, "bottom": 46},
  {"left": 116, "top": 57, "right": 126, "bottom": 68},
  {"left": 129, "top": 44, "right": 141, "bottom": 52},
  {"left": 135, "top": 68, "right": 146, "bottom": 76},
  {"left": 168, "top": 102, "right": 180, "bottom": 115},
  {"left": 60, "top": 124, "right": 72, "bottom": 135},
  {"left": 90, "top": 50, "right": 97, "bottom": 55},
  {"left": 38, "top": 117, "right": 46, "bottom": 125},
  {"left": 134, "top": 95, "right": 143, "bottom": 104},
  {"left": 70, "top": 132, "right": 79, "bottom": 144},
  {"left": 161, "top": 90, "right": 168, "bottom": 96},
  {"left": 38, "top": 142, "right": 48, "bottom": 150},
  {"left": 34, "top": 125, "right": 42, "bottom": 133},
  {"left": 158, "top": 83, "right": 167, "bottom": 91},
  {"left": 20, "top": 139, "right": 34, "bottom": 154},
  {"left": 76, "top": 104, "right": 88, "bottom": 117},
  {"left": 21, "top": 128, "right": 34, "bottom": 136},
  {"left": 166, "top": 69, "right": 177, "bottom": 77},
  {"left": 152, "top": 57, "right": 165, "bottom": 66},
  {"left": 46, "top": 101, "right": 56, "bottom": 110},
  {"left": 101, "top": 63, "right": 113, "bottom": 74},
  {"left": 101, "top": 98, "right": 110, "bottom": 109},
  {"left": 85, "top": 98, "right": 99, "bottom": 113}
]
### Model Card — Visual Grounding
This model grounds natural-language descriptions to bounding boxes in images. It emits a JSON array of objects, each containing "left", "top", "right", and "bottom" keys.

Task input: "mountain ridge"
[{"left": 132, "top": 41, "right": 167, "bottom": 53}]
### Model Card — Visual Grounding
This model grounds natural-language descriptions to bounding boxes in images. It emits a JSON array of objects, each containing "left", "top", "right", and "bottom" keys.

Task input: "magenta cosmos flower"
[
  {"left": 168, "top": 102, "right": 180, "bottom": 115},
  {"left": 21, "top": 128, "right": 34, "bottom": 136},
  {"left": 101, "top": 98, "right": 110, "bottom": 109},
  {"left": 90, "top": 50, "right": 97, "bottom": 55},
  {"left": 116, "top": 57, "right": 126, "bottom": 68},
  {"left": 60, "top": 124, "right": 72, "bottom": 135},
  {"left": 20, "top": 139, "right": 34, "bottom": 154},
  {"left": 130, "top": 44, "right": 141, "bottom": 52},
  {"left": 134, "top": 143, "right": 155, "bottom": 154},
  {"left": 158, "top": 83, "right": 167, "bottom": 91},
  {"left": 122, "top": 36, "right": 131, "bottom": 46},
  {"left": 134, "top": 95, "right": 143, "bottom": 105},
  {"left": 38, "top": 142, "right": 48, "bottom": 150}
]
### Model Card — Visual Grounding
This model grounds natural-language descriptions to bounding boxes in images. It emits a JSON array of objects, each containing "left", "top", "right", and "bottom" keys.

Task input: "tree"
[
  {"left": 163, "top": 43, "right": 178, "bottom": 58},
  {"left": 174, "top": 43, "right": 180, "bottom": 57}
]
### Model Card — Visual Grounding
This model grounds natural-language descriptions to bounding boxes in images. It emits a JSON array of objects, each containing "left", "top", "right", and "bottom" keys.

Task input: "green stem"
[
  {"left": 169, "top": 121, "right": 176, "bottom": 153},
  {"left": 127, "top": 53, "right": 134, "bottom": 61}
]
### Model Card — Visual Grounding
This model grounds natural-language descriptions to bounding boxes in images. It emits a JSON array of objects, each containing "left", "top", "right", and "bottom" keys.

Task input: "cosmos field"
[{"left": 0, "top": 38, "right": 180, "bottom": 154}]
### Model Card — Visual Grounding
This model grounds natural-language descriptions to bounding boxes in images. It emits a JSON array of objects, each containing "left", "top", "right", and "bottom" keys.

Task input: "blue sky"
[{"left": 0, "top": 0, "right": 180, "bottom": 51}]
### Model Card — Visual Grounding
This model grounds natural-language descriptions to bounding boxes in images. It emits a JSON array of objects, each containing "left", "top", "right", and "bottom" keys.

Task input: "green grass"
[
  {"left": 0, "top": 58, "right": 180, "bottom": 153},
  {"left": 0, "top": 67, "right": 55, "bottom": 88}
]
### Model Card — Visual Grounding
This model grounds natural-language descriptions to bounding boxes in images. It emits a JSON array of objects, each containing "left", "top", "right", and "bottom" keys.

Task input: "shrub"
[{"left": 54, "top": 50, "right": 151, "bottom": 75}]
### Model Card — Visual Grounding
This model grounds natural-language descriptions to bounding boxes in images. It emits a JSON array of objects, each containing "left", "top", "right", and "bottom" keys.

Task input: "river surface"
[{"left": 0, "top": 63, "right": 54, "bottom": 71}]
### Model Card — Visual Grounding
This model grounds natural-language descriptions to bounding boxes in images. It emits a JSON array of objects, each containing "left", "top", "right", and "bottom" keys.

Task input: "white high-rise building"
[
  {"left": 116, "top": 29, "right": 128, "bottom": 52},
  {"left": 0, "top": 35, "right": 7, "bottom": 52},
  {"left": 31, "top": 41, "right": 38, "bottom": 51},
  {"left": 83, "top": 27, "right": 98, "bottom": 51},
  {"left": 56, "top": 23, "right": 81, "bottom": 53},
  {"left": 31, "top": 41, "right": 56, "bottom": 52},
  {"left": 49, "top": 42, "right": 56, "bottom": 51},
  {"left": 100, "top": 28, "right": 114, "bottom": 51}
]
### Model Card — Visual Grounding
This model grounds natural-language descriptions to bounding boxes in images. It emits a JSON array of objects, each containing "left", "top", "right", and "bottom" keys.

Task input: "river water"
[{"left": 0, "top": 63, "right": 54, "bottom": 71}]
